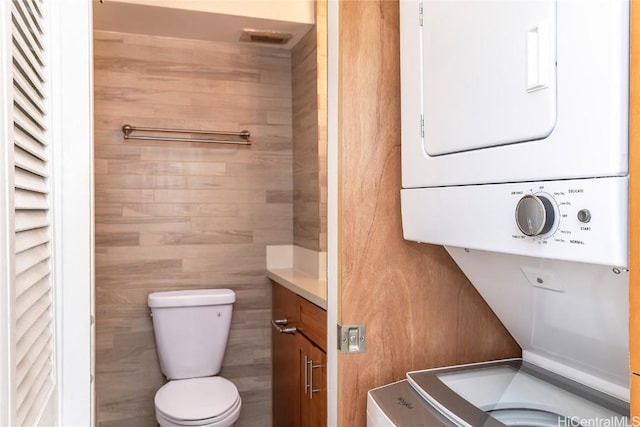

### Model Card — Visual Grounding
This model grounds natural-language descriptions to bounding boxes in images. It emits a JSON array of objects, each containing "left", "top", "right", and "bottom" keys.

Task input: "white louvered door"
[
  {"left": 6, "top": 0, "right": 55, "bottom": 425},
  {"left": 2, "top": 0, "right": 93, "bottom": 425}
]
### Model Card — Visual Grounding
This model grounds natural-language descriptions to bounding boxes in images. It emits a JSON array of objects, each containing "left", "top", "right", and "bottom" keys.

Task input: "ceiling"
[{"left": 93, "top": 0, "right": 314, "bottom": 49}]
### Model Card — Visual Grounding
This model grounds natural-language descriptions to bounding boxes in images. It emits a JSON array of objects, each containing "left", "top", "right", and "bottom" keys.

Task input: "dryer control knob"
[{"left": 515, "top": 194, "right": 555, "bottom": 236}]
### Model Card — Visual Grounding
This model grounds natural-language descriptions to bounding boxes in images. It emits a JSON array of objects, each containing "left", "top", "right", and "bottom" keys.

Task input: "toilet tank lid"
[{"left": 148, "top": 289, "right": 236, "bottom": 308}]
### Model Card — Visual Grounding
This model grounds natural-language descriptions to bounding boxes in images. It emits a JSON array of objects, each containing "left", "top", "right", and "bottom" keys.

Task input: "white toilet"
[{"left": 148, "top": 289, "right": 242, "bottom": 427}]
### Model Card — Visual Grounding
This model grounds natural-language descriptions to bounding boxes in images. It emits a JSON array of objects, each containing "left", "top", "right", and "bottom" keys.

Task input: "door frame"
[{"left": 49, "top": 1, "right": 94, "bottom": 425}]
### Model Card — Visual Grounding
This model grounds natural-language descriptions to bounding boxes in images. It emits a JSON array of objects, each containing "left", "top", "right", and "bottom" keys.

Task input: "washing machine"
[
  {"left": 367, "top": 359, "right": 630, "bottom": 427},
  {"left": 365, "top": 243, "right": 631, "bottom": 426},
  {"left": 367, "top": 379, "right": 456, "bottom": 427}
]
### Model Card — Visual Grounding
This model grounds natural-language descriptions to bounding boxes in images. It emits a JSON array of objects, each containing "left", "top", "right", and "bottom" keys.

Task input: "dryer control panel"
[
  {"left": 401, "top": 177, "right": 628, "bottom": 267},
  {"left": 510, "top": 183, "right": 614, "bottom": 249}
]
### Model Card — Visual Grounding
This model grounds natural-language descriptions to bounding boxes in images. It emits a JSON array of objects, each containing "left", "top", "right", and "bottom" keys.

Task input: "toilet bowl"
[
  {"left": 148, "top": 289, "right": 242, "bottom": 427},
  {"left": 154, "top": 377, "right": 241, "bottom": 427}
]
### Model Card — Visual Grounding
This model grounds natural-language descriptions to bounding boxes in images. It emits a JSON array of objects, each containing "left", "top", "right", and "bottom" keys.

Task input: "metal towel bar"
[{"left": 121, "top": 124, "right": 251, "bottom": 145}]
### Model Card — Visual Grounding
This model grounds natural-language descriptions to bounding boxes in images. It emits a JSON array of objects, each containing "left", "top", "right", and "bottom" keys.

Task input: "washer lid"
[
  {"left": 155, "top": 377, "right": 239, "bottom": 421},
  {"left": 407, "top": 359, "right": 629, "bottom": 427}
]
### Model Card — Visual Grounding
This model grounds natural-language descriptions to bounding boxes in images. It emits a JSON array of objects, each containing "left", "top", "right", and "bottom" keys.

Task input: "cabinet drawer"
[
  {"left": 270, "top": 281, "right": 327, "bottom": 351},
  {"left": 272, "top": 280, "right": 300, "bottom": 324},
  {"left": 297, "top": 295, "right": 327, "bottom": 352}
]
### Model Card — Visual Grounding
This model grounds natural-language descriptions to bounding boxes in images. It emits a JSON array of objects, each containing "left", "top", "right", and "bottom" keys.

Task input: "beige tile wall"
[
  {"left": 93, "top": 30, "right": 293, "bottom": 427},
  {"left": 317, "top": 0, "right": 328, "bottom": 251},
  {"left": 292, "top": 0, "right": 327, "bottom": 252}
]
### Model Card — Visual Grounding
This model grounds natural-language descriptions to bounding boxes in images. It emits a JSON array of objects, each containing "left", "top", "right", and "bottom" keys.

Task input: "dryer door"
[
  {"left": 422, "top": 0, "right": 557, "bottom": 156},
  {"left": 400, "top": 0, "right": 628, "bottom": 189}
]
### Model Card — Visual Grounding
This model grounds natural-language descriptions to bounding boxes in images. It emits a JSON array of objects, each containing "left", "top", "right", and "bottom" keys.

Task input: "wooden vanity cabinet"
[
  {"left": 271, "top": 282, "right": 327, "bottom": 426},
  {"left": 297, "top": 332, "right": 327, "bottom": 426}
]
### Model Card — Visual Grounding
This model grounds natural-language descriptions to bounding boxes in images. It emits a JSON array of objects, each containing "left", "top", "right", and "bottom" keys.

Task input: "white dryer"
[
  {"left": 400, "top": 0, "right": 628, "bottom": 188},
  {"left": 400, "top": 0, "right": 629, "bottom": 267}
]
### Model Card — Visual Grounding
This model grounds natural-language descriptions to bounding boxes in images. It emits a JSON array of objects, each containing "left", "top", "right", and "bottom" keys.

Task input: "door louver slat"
[{"left": 10, "top": 1, "right": 54, "bottom": 425}]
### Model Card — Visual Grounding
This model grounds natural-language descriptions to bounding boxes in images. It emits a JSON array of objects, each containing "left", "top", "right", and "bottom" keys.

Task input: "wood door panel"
[{"left": 337, "top": 1, "right": 521, "bottom": 426}]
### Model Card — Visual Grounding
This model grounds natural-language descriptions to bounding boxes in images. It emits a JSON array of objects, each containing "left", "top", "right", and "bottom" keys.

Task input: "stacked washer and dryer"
[{"left": 368, "top": 0, "right": 632, "bottom": 426}]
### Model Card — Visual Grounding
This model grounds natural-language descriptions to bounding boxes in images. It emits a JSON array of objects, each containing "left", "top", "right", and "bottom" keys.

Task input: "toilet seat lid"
[{"left": 155, "top": 377, "right": 239, "bottom": 421}]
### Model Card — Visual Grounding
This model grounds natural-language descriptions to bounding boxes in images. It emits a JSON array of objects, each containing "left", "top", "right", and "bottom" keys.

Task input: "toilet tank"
[{"left": 148, "top": 289, "right": 235, "bottom": 380}]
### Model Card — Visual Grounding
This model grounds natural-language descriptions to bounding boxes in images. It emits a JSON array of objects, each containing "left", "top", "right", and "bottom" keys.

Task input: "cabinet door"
[
  {"left": 298, "top": 334, "right": 326, "bottom": 427},
  {"left": 272, "top": 283, "right": 300, "bottom": 426}
]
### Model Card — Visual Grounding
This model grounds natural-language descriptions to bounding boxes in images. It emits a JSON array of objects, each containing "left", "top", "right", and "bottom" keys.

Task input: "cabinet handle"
[
  {"left": 304, "top": 355, "right": 309, "bottom": 395},
  {"left": 307, "top": 358, "right": 322, "bottom": 400},
  {"left": 271, "top": 319, "right": 297, "bottom": 334}
]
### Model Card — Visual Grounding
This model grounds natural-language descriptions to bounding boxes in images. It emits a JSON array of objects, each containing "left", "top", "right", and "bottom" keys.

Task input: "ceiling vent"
[{"left": 239, "top": 29, "right": 293, "bottom": 45}]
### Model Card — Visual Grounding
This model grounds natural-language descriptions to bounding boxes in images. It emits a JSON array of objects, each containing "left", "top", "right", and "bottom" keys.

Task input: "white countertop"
[
  {"left": 265, "top": 245, "right": 327, "bottom": 310},
  {"left": 266, "top": 268, "right": 327, "bottom": 310}
]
